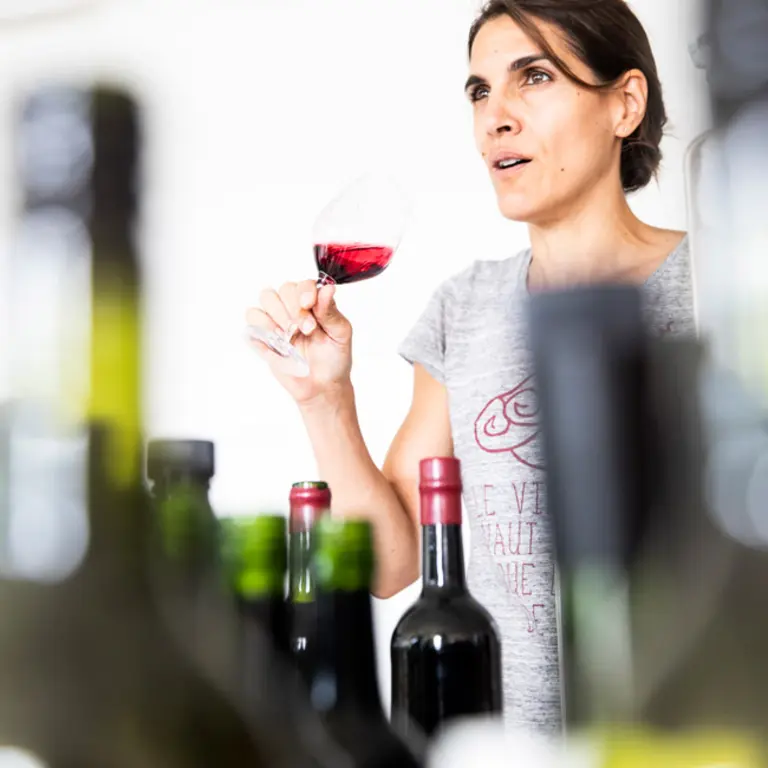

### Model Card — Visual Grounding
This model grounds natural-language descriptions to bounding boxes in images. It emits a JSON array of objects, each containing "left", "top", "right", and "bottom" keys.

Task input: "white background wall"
[{"left": 0, "top": 0, "right": 710, "bottom": 711}]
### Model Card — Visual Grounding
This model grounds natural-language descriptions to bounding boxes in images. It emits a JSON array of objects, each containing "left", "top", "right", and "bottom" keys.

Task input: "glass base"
[{"left": 247, "top": 325, "right": 310, "bottom": 378}]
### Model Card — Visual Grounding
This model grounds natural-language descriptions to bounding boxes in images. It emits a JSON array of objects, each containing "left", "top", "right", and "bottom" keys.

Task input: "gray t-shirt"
[{"left": 398, "top": 235, "right": 695, "bottom": 736}]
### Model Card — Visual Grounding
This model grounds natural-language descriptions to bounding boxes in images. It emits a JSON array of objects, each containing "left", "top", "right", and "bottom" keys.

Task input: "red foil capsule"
[
  {"left": 419, "top": 457, "right": 462, "bottom": 526},
  {"left": 289, "top": 481, "right": 331, "bottom": 533}
]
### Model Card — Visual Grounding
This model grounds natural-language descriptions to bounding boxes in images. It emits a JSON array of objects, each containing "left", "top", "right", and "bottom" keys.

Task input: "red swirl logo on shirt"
[{"left": 474, "top": 375, "right": 543, "bottom": 470}]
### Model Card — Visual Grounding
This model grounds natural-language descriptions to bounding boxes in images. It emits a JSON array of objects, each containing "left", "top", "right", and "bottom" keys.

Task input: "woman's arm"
[{"left": 299, "top": 364, "right": 453, "bottom": 598}]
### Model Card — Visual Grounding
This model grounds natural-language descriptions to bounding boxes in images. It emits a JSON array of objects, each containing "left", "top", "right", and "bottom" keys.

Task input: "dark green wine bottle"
[
  {"left": 145, "top": 439, "right": 237, "bottom": 690},
  {"left": 224, "top": 514, "right": 290, "bottom": 658},
  {"left": 309, "top": 517, "right": 422, "bottom": 768},
  {"left": 146, "top": 439, "right": 219, "bottom": 574}
]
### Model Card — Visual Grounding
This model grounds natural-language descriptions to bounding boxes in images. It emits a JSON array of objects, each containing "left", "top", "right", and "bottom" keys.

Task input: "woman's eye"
[
  {"left": 524, "top": 69, "right": 552, "bottom": 86},
  {"left": 469, "top": 85, "right": 489, "bottom": 102}
]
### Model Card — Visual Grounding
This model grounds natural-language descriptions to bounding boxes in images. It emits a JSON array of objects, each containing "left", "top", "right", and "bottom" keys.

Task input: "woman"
[{"left": 246, "top": 0, "right": 694, "bottom": 736}]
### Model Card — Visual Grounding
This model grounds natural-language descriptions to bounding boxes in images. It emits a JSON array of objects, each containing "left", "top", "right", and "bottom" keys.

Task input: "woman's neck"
[{"left": 526, "top": 183, "right": 684, "bottom": 291}]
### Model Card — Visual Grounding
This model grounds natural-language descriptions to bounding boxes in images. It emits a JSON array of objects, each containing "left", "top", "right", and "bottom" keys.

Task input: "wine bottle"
[
  {"left": 221, "top": 513, "right": 354, "bottom": 768},
  {"left": 309, "top": 516, "right": 422, "bottom": 768},
  {"left": 145, "top": 438, "right": 236, "bottom": 689},
  {"left": 527, "top": 284, "right": 649, "bottom": 730},
  {"left": 146, "top": 439, "right": 219, "bottom": 576},
  {"left": 527, "top": 282, "right": 768, "bottom": 760},
  {"left": 0, "top": 83, "right": 268, "bottom": 767},
  {"left": 288, "top": 480, "right": 330, "bottom": 687},
  {"left": 390, "top": 457, "right": 503, "bottom": 743},
  {"left": 223, "top": 514, "right": 290, "bottom": 659}
]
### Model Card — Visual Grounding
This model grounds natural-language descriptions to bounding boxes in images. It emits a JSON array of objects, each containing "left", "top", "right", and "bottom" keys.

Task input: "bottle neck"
[
  {"left": 422, "top": 524, "right": 467, "bottom": 594},
  {"left": 288, "top": 495, "right": 327, "bottom": 604},
  {"left": 152, "top": 470, "right": 211, "bottom": 499},
  {"left": 313, "top": 588, "right": 383, "bottom": 717},
  {"left": 289, "top": 529, "right": 314, "bottom": 603},
  {"left": 150, "top": 474, "right": 218, "bottom": 570}
]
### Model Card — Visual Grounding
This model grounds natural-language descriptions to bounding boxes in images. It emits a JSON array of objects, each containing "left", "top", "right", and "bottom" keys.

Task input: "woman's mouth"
[{"left": 493, "top": 157, "right": 532, "bottom": 176}]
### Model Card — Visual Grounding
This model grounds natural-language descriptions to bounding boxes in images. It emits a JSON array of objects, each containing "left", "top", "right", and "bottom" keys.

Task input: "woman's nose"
[{"left": 485, "top": 92, "right": 522, "bottom": 136}]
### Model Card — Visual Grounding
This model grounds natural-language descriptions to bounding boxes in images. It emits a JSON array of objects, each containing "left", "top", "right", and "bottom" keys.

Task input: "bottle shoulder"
[{"left": 391, "top": 592, "right": 499, "bottom": 644}]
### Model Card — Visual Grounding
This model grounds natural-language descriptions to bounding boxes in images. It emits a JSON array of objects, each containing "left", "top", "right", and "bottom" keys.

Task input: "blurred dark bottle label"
[{"left": 1, "top": 86, "right": 97, "bottom": 582}]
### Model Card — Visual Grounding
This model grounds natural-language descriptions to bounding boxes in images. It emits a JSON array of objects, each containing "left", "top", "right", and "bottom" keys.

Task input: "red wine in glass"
[
  {"left": 248, "top": 173, "right": 409, "bottom": 376},
  {"left": 314, "top": 242, "right": 394, "bottom": 285}
]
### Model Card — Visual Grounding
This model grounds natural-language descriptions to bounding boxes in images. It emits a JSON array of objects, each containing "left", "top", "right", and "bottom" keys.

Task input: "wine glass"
[{"left": 248, "top": 172, "right": 410, "bottom": 377}]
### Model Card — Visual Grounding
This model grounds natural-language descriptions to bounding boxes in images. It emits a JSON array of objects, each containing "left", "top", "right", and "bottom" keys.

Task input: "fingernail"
[
  {"left": 300, "top": 292, "right": 313, "bottom": 307},
  {"left": 301, "top": 317, "right": 316, "bottom": 334}
]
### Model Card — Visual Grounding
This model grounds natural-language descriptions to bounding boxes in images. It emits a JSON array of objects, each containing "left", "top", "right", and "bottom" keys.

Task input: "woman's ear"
[{"left": 613, "top": 68, "right": 648, "bottom": 138}]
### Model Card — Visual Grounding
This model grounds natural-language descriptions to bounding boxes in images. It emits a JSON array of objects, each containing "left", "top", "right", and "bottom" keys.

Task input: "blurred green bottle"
[
  {"left": 145, "top": 439, "right": 239, "bottom": 690},
  {"left": 308, "top": 517, "right": 422, "bottom": 768},
  {"left": 0, "top": 84, "right": 268, "bottom": 767}
]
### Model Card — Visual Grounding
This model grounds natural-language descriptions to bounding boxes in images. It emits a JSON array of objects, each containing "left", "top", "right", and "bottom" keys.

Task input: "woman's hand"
[{"left": 246, "top": 279, "right": 353, "bottom": 406}]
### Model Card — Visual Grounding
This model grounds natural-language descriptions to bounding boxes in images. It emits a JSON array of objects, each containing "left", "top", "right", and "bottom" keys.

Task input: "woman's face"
[{"left": 468, "top": 15, "right": 626, "bottom": 225}]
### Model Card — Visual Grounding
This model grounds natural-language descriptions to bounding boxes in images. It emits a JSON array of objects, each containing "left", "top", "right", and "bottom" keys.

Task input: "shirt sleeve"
[{"left": 397, "top": 279, "right": 453, "bottom": 385}]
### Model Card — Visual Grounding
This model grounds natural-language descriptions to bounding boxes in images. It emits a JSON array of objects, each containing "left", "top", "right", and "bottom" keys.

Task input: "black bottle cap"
[{"left": 146, "top": 439, "right": 215, "bottom": 482}]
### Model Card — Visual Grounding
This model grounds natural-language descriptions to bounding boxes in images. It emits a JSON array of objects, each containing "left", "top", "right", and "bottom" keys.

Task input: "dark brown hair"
[{"left": 468, "top": 0, "right": 667, "bottom": 193}]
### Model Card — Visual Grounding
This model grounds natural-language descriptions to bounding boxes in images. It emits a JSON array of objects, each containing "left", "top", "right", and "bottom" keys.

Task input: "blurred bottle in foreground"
[
  {"left": 146, "top": 439, "right": 219, "bottom": 593},
  {"left": 652, "top": 0, "right": 768, "bottom": 737},
  {"left": 223, "top": 514, "right": 290, "bottom": 660},
  {"left": 527, "top": 285, "right": 647, "bottom": 731},
  {"left": 0, "top": 83, "right": 267, "bottom": 766},
  {"left": 391, "top": 456, "right": 502, "bottom": 748},
  {"left": 308, "top": 517, "right": 422, "bottom": 768},
  {"left": 685, "top": 0, "right": 768, "bottom": 564},
  {"left": 426, "top": 718, "right": 763, "bottom": 768},
  {"left": 525, "top": 281, "right": 768, "bottom": 764},
  {"left": 145, "top": 438, "right": 236, "bottom": 688},
  {"left": 288, "top": 480, "right": 331, "bottom": 689}
]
